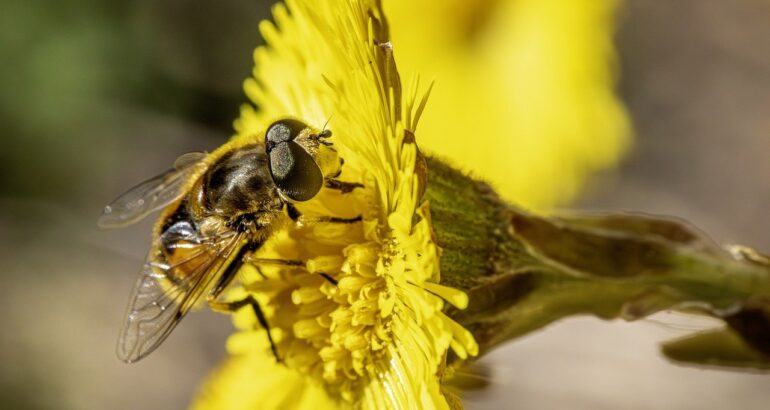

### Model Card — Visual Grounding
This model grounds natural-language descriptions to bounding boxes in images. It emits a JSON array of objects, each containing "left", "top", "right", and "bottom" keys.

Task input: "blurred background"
[{"left": 1, "top": 0, "right": 768, "bottom": 409}]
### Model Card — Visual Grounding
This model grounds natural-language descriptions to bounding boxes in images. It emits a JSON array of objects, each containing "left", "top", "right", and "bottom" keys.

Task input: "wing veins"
[
  {"left": 99, "top": 152, "right": 206, "bottom": 229},
  {"left": 117, "top": 228, "right": 245, "bottom": 363}
]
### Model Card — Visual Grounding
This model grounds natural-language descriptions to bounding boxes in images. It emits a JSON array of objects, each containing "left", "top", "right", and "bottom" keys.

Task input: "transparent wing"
[
  {"left": 98, "top": 152, "right": 207, "bottom": 229},
  {"left": 116, "top": 226, "right": 244, "bottom": 363}
]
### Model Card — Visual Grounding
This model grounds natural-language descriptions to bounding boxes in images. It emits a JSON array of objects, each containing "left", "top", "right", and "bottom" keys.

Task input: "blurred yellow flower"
[
  {"left": 193, "top": 0, "right": 477, "bottom": 408},
  {"left": 385, "top": 0, "right": 631, "bottom": 209}
]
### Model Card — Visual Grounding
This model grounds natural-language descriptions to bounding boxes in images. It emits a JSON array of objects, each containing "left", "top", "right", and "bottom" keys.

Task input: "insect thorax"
[{"left": 199, "top": 144, "right": 284, "bottom": 219}]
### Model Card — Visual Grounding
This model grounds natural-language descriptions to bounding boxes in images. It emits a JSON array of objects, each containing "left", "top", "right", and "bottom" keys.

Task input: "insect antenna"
[{"left": 318, "top": 115, "right": 334, "bottom": 141}]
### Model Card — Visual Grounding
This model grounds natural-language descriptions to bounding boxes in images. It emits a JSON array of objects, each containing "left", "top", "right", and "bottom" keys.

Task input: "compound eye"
[
  {"left": 265, "top": 119, "right": 309, "bottom": 147},
  {"left": 268, "top": 141, "right": 323, "bottom": 201}
]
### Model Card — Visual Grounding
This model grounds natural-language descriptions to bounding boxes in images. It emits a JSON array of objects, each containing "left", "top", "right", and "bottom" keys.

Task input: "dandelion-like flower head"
[{"left": 194, "top": 1, "right": 477, "bottom": 408}]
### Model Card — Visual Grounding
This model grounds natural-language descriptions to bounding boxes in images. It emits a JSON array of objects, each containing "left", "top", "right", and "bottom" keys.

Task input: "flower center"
[{"left": 241, "top": 177, "right": 394, "bottom": 401}]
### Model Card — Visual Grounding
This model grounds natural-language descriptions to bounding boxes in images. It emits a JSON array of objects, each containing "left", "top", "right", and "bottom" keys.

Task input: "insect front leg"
[
  {"left": 285, "top": 202, "right": 362, "bottom": 225},
  {"left": 324, "top": 178, "right": 364, "bottom": 193}
]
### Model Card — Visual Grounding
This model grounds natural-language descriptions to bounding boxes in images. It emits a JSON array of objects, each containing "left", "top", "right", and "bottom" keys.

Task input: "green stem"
[{"left": 424, "top": 156, "right": 770, "bottom": 368}]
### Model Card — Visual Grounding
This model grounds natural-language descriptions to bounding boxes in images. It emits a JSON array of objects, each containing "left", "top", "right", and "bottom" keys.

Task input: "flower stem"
[{"left": 424, "top": 156, "right": 770, "bottom": 369}]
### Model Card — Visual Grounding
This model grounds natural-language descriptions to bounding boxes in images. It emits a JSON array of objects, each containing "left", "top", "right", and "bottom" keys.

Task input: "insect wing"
[
  {"left": 116, "top": 226, "right": 244, "bottom": 363},
  {"left": 98, "top": 152, "right": 207, "bottom": 229}
]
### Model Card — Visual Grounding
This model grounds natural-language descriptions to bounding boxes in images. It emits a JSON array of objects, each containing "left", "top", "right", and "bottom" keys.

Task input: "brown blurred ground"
[{"left": 1, "top": 1, "right": 769, "bottom": 409}]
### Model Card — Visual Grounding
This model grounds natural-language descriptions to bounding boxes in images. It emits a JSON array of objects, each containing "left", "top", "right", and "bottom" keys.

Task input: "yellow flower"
[
  {"left": 385, "top": 0, "right": 631, "bottom": 209},
  {"left": 193, "top": 0, "right": 477, "bottom": 408}
]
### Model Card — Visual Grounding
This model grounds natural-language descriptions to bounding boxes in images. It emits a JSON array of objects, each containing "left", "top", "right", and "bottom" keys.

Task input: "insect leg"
[
  {"left": 318, "top": 273, "right": 338, "bottom": 285},
  {"left": 243, "top": 255, "right": 339, "bottom": 286},
  {"left": 310, "top": 215, "right": 362, "bottom": 224},
  {"left": 324, "top": 179, "right": 364, "bottom": 193},
  {"left": 206, "top": 242, "right": 281, "bottom": 362},
  {"left": 209, "top": 242, "right": 258, "bottom": 297},
  {"left": 208, "top": 296, "right": 280, "bottom": 362},
  {"left": 254, "top": 265, "right": 268, "bottom": 280},
  {"left": 244, "top": 256, "right": 304, "bottom": 266},
  {"left": 286, "top": 203, "right": 362, "bottom": 224}
]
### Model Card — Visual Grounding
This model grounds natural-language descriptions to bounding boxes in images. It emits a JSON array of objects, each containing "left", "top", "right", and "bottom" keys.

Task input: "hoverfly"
[{"left": 100, "top": 118, "right": 362, "bottom": 363}]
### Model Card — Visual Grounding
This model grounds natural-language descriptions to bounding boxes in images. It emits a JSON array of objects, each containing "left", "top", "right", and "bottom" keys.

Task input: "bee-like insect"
[{"left": 100, "top": 118, "right": 362, "bottom": 363}]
